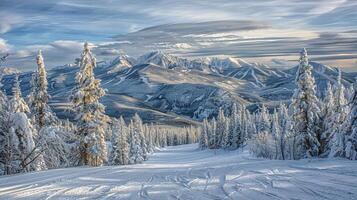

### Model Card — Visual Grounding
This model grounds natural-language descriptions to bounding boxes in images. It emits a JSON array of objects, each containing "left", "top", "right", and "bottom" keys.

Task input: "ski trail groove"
[{"left": 1, "top": 144, "right": 357, "bottom": 200}]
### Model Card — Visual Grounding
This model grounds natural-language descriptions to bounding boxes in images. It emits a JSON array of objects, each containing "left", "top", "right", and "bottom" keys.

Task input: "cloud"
[
  {"left": 98, "top": 49, "right": 122, "bottom": 56},
  {"left": 1, "top": 0, "right": 357, "bottom": 71},
  {"left": 0, "top": 12, "right": 23, "bottom": 34},
  {"left": 0, "top": 38, "right": 11, "bottom": 53},
  {"left": 50, "top": 40, "right": 85, "bottom": 52},
  {"left": 4, "top": 40, "right": 88, "bottom": 70}
]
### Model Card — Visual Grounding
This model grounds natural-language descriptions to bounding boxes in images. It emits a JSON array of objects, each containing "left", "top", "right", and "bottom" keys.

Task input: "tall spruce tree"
[
  {"left": 329, "top": 70, "right": 350, "bottom": 158},
  {"left": 29, "top": 50, "right": 57, "bottom": 129},
  {"left": 9, "top": 75, "right": 30, "bottom": 114},
  {"left": 331, "top": 79, "right": 357, "bottom": 159},
  {"left": 112, "top": 118, "right": 129, "bottom": 165},
  {"left": 290, "top": 48, "right": 321, "bottom": 159},
  {"left": 71, "top": 42, "right": 108, "bottom": 166}
]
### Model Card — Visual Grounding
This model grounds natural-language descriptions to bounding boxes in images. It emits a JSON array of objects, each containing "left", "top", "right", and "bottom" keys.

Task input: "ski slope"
[{"left": 1, "top": 144, "right": 357, "bottom": 200}]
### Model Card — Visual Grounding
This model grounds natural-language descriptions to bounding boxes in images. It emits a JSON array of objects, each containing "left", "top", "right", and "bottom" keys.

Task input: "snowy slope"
[{"left": 1, "top": 144, "right": 356, "bottom": 200}]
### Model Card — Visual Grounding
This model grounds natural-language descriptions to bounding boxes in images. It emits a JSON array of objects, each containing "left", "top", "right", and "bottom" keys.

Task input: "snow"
[{"left": 1, "top": 144, "right": 357, "bottom": 199}]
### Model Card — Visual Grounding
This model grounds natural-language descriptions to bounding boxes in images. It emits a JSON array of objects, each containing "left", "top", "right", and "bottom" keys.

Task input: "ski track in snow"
[{"left": 1, "top": 144, "right": 357, "bottom": 200}]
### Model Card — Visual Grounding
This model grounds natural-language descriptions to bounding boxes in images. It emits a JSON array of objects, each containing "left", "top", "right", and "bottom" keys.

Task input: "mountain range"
[{"left": 1, "top": 51, "right": 356, "bottom": 125}]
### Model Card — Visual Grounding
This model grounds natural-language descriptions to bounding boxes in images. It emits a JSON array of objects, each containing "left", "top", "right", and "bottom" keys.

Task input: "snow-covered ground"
[{"left": 1, "top": 144, "right": 357, "bottom": 200}]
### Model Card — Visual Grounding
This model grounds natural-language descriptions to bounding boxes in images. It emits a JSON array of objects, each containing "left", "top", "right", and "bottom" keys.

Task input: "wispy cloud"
[
  {"left": 0, "top": 38, "right": 11, "bottom": 53},
  {"left": 1, "top": 0, "right": 356, "bottom": 70}
]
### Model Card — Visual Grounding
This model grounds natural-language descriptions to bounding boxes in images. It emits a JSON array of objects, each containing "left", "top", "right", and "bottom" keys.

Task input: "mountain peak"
[
  {"left": 107, "top": 54, "right": 136, "bottom": 74},
  {"left": 0, "top": 67, "right": 21, "bottom": 75}
]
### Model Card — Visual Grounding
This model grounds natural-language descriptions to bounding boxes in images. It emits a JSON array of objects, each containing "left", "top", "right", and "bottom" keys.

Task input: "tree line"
[{"left": 199, "top": 48, "right": 357, "bottom": 160}]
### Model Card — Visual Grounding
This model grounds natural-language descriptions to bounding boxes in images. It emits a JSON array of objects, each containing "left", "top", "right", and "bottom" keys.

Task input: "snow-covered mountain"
[
  {"left": 0, "top": 67, "right": 21, "bottom": 75},
  {"left": 1, "top": 52, "right": 355, "bottom": 125}
]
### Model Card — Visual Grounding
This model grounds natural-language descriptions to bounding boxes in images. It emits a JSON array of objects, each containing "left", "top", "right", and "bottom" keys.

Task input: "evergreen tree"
[
  {"left": 199, "top": 119, "right": 209, "bottom": 149},
  {"left": 271, "top": 111, "right": 280, "bottom": 159},
  {"left": 129, "top": 115, "right": 145, "bottom": 164},
  {"left": 215, "top": 108, "right": 226, "bottom": 148},
  {"left": 277, "top": 103, "right": 291, "bottom": 160},
  {"left": 250, "top": 105, "right": 274, "bottom": 159},
  {"left": 319, "top": 83, "right": 335, "bottom": 156},
  {"left": 208, "top": 118, "right": 217, "bottom": 149},
  {"left": 329, "top": 69, "right": 349, "bottom": 158},
  {"left": 28, "top": 50, "right": 58, "bottom": 129},
  {"left": 71, "top": 42, "right": 108, "bottom": 166},
  {"left": 229, "top": 104, "right": 241, "bottom": 149},
  {"left": 257, "top": 104, "right": 270, "bottom": 135},
  {"left": 290, "top": 48, "right": 321, "bottom": 159},
  {"left": 9, "top": 75, "right": 30, "bottom": 114},
  {"left": 221, "top": 118, "right": 231, "bottom": 149},
  {"left": 112, "top": 118, "right": 129, "bottom": 165},
  {"left": 330, "top": 79, "right": 357, "bottom": 159},
  {"left": 8, "top": 77, "right": 46, "bottom": 172},
  {"left": 0, "top": 81, "right": 13, "bottom": 175}
]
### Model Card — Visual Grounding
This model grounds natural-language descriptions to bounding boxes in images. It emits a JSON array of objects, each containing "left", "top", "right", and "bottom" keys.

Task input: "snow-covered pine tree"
[
  {"left": 215, "top": 108, "right": 226, "bottom": 149},
  {"left": 335, "top": 69, "right": 348, "bottom": 124},
  {"left": 277, "top": 103, "right": 291, "bottom": 160},
  {"left": 229, "top": 103, "right": 241, "bottom": 150},
  {"left": 135, "top": 114, "right": 149, "bottom": 161},
  {"left": 129, "top": 115, "right": 145, "bottom": 164},
  {"left": 146, "top": 124, "right": 154, "bottom": 152},
  {"left": 29, "top": 50, "right": 58, "bottom": 129},
  {"left": 290, "top": 48, "right": 321, "bottom": 159},
  {"left": 28, "top": 51, "right": 69, "bottom": 169},
  {"left": 239, "top": 104, "right": 247, "bottom": 148},
  {"left": 250, "top": 104, "right": 274, "bottom": 158},
  {"left": 112, "top": 118, "right": 129, "bottom": 165},
  {"left": 244, "top": 109, "right": 255, "bottom": 140},
  {"left": 221, "top": 118, "right": 231, "bottom": 149},
  {"left": 71, "top": 42, "right": 108, "bottom": 166},
  {"left": 0, "top": 78, "right": 13, "bottom": 175},
  {"left": 257, "top": 104, "right": 270, "bottom": 135},
  {"left": 199, "top": 118, "right": 209, "bottom": 149},
  {"left": 7, "top": 76, "right": 46, "bottom": 172},
  {"left": 320, "top": 83, "right": 335, "bottom": 156},
  {"left": 271, "top": 111, "right": 280, "bottom": 159},
  {"left": 330, "top": 78, "right": 357, "bottom": 159},
  {"left": 329, "top": 70, "right": 350, "bottom": 158},
  {"left": 9, "top": 75, "right": 30, "bottom": 114},
  {"left": 208, "top": 118, "right": 217, "bottom": 149}
]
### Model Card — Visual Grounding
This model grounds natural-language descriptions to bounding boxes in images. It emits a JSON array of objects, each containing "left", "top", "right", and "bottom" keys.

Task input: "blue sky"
[{"left": 1, "top": 0, "right": 357, "bottom": 71}]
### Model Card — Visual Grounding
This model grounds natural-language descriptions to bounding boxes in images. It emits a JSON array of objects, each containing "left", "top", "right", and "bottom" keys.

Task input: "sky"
[{"left": 0, "top": 0, "right": 357, "bottom": 71}]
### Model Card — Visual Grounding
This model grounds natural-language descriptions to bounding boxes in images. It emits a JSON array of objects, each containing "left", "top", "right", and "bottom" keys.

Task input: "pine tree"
[
  {"left": 199, "top": 119, "right": 209, "bottom": 149},
  {"left": 71, "top": 42, "right": 108, "bottom": 166},
  {"left": 208, "top": 118, "right": 217, "bottom": 149},
  {"left": 290, "top": 48, "right": 321, "bottom": 159},
  {"left": 257, "top": 104, "right": 270, "bottom": 135},
  {"left": 250, "top": 105, "right": 274, "bottom": 158},
  {"left": 129, "top": 114, "right": 146, "bottom": 164},
  {"left": 271, "top": 111, "right": 280, "bottom": 159},
  {"left": 277, "top": 103, "right": 291, "bottom": 160},
  {"left": 221, "top": 118, "right": 231, "bottom": 149},
  {"left": 8, "top": 77, "right": 46, "bottom": 172},
  {"left": 229, "top": 104, "right": 241, "bottom": 149},
  {"left": 0, "top": 80, "right": 13, "bottom": 175},
  {"left": 329, "top": 70, "right": 350, "bottom": 158},
  {"left": 112, "top": 118, "right": 129, "bottom": 165},
  {"left": 9, "top": 75, "right": 30, "bottom": 114},
  {"left": 330, "top": 79, "right": 357, "bottom": 159},
  {"left": 28, "top": 50, "right": 58, "bottom": 129},
  {"left": 215, "top": 108, "right": 226, "bottom": 149},
  {"left": 319, "top": 83, "right": 335, "bottom": 156}
]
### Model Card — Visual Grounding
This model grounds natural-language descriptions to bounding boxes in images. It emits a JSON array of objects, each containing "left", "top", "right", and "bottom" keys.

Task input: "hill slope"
[{"left": 0, "top": 144, "right": 356, "bottom": 200}]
